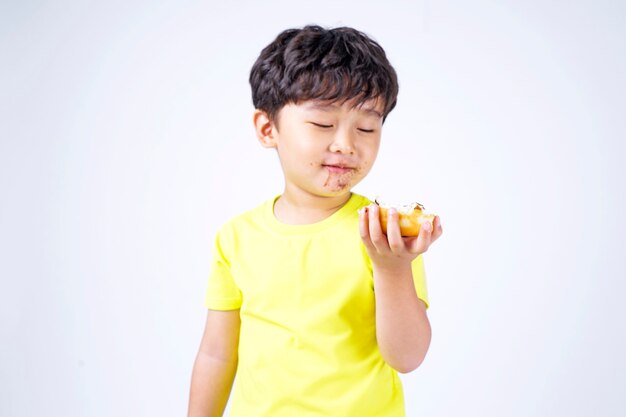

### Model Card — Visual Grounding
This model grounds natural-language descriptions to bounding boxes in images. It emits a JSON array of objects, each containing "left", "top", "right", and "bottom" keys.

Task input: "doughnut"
[{"left": 374, "top": 199, "right": 436, "bottom": 237}]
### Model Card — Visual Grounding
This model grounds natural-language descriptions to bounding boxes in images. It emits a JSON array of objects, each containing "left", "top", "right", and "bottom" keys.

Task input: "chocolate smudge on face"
[
  {"left": 336, "top": 178, "right": 350, "bottom": 190},
  {"left": 325, "top": 168, "right": 358, "bottom": 191},
  {"left": 323, "top": 170, "right": 331, "bottom": 187}
]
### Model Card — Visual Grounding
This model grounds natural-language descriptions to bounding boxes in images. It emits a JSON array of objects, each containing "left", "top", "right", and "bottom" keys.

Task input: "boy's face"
[{"left": 255, "top": 98, "right": 384, "bottom": 199}]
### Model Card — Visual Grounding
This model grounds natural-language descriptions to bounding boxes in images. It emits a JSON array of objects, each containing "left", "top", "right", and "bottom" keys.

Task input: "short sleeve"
[
  {"left": 411, "top": 255, "right": 429, "bottom": 309},
  {"left": 203, "top": 225, "right": 243, "bottom": 310}
]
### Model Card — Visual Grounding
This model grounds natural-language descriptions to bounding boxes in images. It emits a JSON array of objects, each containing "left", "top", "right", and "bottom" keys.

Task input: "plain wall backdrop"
[{"left": 1, "top": 0, "right": 625, "bottom": 416}]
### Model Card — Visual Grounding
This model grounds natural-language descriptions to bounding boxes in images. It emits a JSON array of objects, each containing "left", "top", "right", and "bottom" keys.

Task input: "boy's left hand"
[{"left": 359, "top": 204, "right": 443, "bottom": 272}]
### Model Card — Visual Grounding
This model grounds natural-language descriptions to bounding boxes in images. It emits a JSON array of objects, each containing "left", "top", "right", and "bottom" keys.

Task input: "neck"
[{"left": 273, "top": 187, "right": 353, "bottom": 225}]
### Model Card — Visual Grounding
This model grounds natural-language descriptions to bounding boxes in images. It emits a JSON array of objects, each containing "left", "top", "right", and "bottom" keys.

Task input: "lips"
[{"left": 323, "top": 164, "right": 355, "bottom": 174}]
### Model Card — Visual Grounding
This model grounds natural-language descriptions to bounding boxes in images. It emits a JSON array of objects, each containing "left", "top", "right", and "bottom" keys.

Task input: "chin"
[{"left": 322, "top": 184, "right": 355, "bottom": 197}]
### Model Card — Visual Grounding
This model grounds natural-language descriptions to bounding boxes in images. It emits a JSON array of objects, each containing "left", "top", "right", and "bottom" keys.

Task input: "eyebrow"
[{"left": 304, "top": 103, "right": 383, "bottom": 119}]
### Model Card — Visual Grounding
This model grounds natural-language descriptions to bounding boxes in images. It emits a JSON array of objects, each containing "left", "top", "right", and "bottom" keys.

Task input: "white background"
[{"left": 1, "top": 1, "right": 625, "bottom": 416}]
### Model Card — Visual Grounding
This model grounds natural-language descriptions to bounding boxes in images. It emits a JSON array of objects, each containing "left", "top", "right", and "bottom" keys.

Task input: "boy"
[{"left": 188, "top": 25, "right": 443, "bottom": 417}]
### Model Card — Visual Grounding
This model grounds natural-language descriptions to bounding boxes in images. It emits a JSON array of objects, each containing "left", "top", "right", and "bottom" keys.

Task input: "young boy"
[{"left": 188, "top": 25, "right": 443, "bottom": 417}]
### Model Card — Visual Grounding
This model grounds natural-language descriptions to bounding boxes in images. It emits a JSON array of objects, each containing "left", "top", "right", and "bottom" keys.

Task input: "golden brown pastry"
[{"left": 375, "top": 199, "right": 436, "bottom": 237}]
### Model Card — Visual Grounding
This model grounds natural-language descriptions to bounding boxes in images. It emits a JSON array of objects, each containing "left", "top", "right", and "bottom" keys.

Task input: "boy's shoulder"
[
  {"left": 354, "top": 192, "right": 373, "bottom": 206},
  {"left": 218, "top": 195, "right": 275, "bottom": 228}
]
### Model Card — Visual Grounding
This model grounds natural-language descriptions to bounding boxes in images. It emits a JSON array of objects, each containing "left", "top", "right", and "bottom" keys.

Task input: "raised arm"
[
  {"left": 359, "top": 204, "right": 442, "bottom": 373},
  {"left": 187, "top": 309, "right": 241, "bottom": 417}
]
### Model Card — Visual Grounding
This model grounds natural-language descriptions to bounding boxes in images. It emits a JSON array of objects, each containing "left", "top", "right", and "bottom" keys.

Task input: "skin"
[
  {"left": 254, "top": 98, "right": 384, "bottom": 224},
  {"left": 188, "top": 310, "right": 240, "bottom": 417},
  {"left": 360, "top": 204, "right": 442, "bottom": 372},
  {"left": 187, "top": 97, "right": 443, "bottom": 417}
]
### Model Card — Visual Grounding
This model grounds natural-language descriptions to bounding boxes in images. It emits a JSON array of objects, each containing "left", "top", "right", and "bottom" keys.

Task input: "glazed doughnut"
[{"left": 375, "top": 199, "right": 436, "bottom": 237}]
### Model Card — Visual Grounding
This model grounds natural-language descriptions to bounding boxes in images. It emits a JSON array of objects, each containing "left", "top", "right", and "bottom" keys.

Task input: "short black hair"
[{"left": 249, "top": 25, "right": 399, "bottom": 127}]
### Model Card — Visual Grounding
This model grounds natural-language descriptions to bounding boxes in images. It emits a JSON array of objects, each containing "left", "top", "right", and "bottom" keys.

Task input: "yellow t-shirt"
[{"left": 205, "top": 192, "right": 429, "bottom": 417}]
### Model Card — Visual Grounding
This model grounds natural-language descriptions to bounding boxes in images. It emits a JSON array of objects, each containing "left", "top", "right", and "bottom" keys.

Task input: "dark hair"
[{"left": 249, "top": 25, "right": 399, "bottom": 127}]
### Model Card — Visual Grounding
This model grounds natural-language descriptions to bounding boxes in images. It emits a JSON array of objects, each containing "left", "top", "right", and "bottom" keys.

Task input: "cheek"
[
  {"left": 361, "top": 141, "right": 380, "bottom": 163},
  {"left": 279, "top": 137, "right": 316, "bottom": 159},
  {"left": 356, "top": 144, "right": 380, "bottom": 174},
  {"left": 288, "top": 134, "right": 320, "bottom": 152}
]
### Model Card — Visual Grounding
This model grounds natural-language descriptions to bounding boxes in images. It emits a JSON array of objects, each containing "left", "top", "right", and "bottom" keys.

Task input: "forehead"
[{"left": 300, "top": 98, "right": 384, "bottom": 118}]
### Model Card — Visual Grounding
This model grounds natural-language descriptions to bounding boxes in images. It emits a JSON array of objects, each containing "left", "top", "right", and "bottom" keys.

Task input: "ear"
[{"left": 253, "top": 109, "right": 278, "bottom": 148}]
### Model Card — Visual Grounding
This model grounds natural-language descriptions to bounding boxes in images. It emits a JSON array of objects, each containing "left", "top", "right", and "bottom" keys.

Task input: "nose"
[{"left": 329, "top": 128, "right": 356, "bottom": 155}]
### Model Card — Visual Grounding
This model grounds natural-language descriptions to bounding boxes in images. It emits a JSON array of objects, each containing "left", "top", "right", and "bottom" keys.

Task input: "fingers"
[
  {"left": 409, "top": 217, "right": 433, "bottom": 254},
  {"left": 407, "top": 215, "right": 444, "bottom": 254},
  {"left": 361, "top": 201, "right": 444, "bottom": 261},
  {"left": 358, "top": 206, "right": 376, "bottom": 253},
  {"left": 367, "top": 204, "right": 390, "bottom": 253},
  {"left": 430, "top": 215, "right": 443, "bottom": 243},
  {"left": 385, "top": 208, "right": 405, "bottom": 253},
  {"left": 361, "top": 205, "right": 444, "bottom": 256}
]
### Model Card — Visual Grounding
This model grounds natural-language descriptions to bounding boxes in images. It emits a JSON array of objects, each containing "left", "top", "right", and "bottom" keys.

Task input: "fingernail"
[{"left": 422, "top": 222, "right": 432, "bottom": 232}]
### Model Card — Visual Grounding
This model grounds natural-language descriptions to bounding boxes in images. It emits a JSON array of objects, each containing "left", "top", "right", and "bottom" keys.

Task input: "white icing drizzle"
[{"left": 373, "top": 196, "right": 426, "bottom": 214}]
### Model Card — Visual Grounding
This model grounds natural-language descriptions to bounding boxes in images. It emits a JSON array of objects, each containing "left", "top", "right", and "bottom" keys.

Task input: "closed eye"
[
  {"left": 310, "top": 122, "right": 333, "bottom": 128},
  {"left": 309, "top": 122, "right": 375, "bottom": 133}
]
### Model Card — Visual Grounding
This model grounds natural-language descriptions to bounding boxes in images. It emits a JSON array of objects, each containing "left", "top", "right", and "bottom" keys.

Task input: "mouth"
[{"left": 322, "top": 164, "right": 355, "bottom": 174}]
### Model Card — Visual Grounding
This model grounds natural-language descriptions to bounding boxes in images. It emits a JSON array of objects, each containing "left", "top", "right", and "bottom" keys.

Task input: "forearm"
[
  {"left": 373, "top": 263, "right": 431, "bottom": 373},
  {"left": 188, "top": 352, "right": 238, "bottom": 417}
]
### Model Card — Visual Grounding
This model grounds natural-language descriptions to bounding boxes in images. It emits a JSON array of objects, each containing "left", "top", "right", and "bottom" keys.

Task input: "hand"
[{"left": 359, "top": 204, "right": 443, "bottom": 272}]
